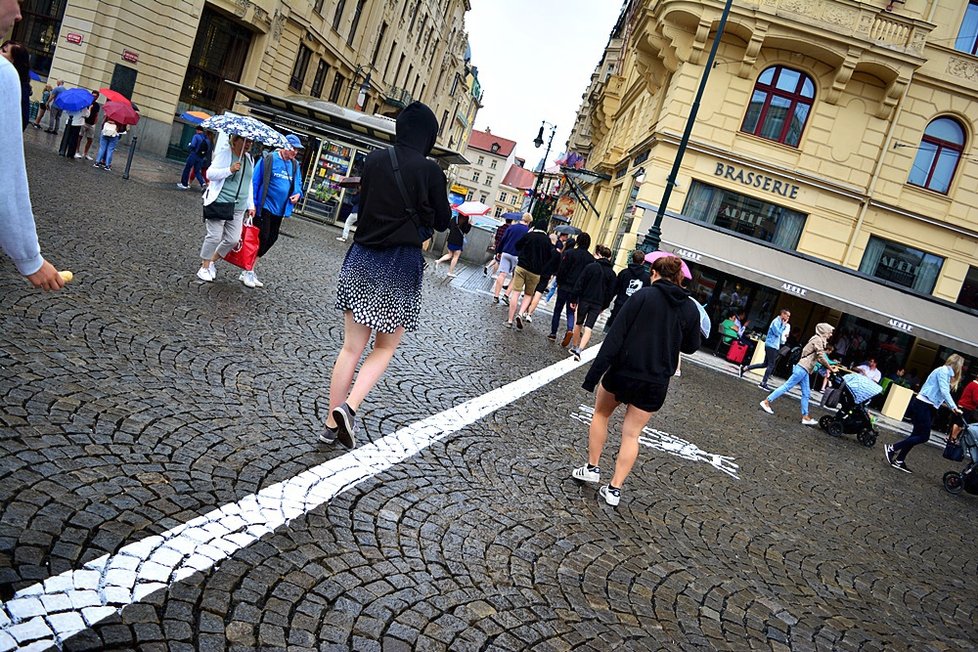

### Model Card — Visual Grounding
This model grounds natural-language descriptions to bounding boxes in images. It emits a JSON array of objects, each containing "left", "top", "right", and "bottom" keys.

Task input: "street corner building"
[
  {"left": 8, "top": 0, "right": 478, "bottom": 176},
  {"left": 564, "top": 0, "right": 978, "bottom": 412}
]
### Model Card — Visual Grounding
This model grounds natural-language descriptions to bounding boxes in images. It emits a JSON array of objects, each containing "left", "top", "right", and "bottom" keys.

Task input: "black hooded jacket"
[
  {"left": 555, "top": 247, "right": 594, "bottom": 289},
  {"left": 354, "top": 102, "right": 451, "bottom": 248},
  {"left": 612, "top": 263, "right": 652, "bottom": 308},
  {"left": 582, "top": 280, "right": 702, "bottom": 390},
  {"left": 573, "top": 258, "right": 617, "bottom": 309}
]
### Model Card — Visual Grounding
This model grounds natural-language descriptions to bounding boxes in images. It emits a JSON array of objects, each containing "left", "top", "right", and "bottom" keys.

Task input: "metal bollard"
[{"left": 122, "top": 135, "right": 138, "bottom": 180}]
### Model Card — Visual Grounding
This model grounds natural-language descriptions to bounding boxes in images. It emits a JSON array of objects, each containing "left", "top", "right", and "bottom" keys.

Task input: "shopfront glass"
[
  {"left": 683, "top": 181, "right": 806, "bottom": 250},
  {"left": 857, "top": 236, "right": 943, "bottom": 294},
  {"left": 302, "top": 141, "right": 367, "bottom": 223}
]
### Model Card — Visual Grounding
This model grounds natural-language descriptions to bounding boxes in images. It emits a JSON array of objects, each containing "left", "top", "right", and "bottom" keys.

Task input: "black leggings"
[
  {"left": 255, "top": 209, "right": 284, "bottom": 258},
  {"left": 892, "top": 398, "right": 934, "bottom": 461}
]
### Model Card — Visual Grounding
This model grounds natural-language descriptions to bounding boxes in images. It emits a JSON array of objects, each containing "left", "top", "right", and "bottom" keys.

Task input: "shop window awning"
[
  {"left": 225, "top": 81, "right": 469, "bottom": 166},
  {"left": 641, "top": 205, "right": 978, "bottom": 358}
]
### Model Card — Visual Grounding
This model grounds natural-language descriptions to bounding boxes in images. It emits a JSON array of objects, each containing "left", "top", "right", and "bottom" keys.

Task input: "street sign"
[
  {"left": 122, "top": 50, "right": 139, "bottom": 63},
  {"left": 65, "top": 33, "right": 84, "bottom": 45}
]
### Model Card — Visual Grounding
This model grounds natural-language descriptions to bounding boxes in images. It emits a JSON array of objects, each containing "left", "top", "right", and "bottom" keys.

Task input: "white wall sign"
[{"left": 781, "top": 282, "right": 808, "bottom": 297}]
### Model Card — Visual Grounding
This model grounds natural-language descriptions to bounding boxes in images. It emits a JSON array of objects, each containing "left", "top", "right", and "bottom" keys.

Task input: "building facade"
[
  {"left": 9, "top": 0, "right": 476, "bottom": 157},
  {"left": 455, "top": 128, "right": 516, "bottom": 206},
  {"left": 569, "top": 0, "right": 978, "bottom": 377}
]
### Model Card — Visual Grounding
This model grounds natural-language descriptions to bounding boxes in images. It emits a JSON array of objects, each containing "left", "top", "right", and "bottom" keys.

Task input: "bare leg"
[
  {"left": 435, "top": 252, "right": 452, "bottom": 265},
  {"left": 578, "top": 326, "right": 594, "bottom": 350},
  {"left": 588, "top": 383, "right": 620, "bottom": 467},
  {"left": 517, "top": 292, "right": 533, "bottom": 315},
  {"left": 325, "top": 313, "right": 373, "bottom": 428},
  {"left": 492, "top": 272, "right": 507, "bottom": 299},
  {"left": 609, "top": 404, "right": 655, "bottom": 488},
  {"left": 447, "top": 250, "right": 461, "bottom": 275},
  {"left": 507, "top": 289, "right": 522, "bottom": 322},
  {"left": 526, "top": 291, "right": 544, "bottom": 315},
  {"left": 345, "top": 327, "right": 404, "bottom": 412},
  {"left": 570, "top": 324, "right": 582, "bottom": 349}
]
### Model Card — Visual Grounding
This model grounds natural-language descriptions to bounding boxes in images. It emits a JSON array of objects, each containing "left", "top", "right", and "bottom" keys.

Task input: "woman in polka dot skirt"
[{"left": 322, "top": 102, "right": 451, "bottom": 449}]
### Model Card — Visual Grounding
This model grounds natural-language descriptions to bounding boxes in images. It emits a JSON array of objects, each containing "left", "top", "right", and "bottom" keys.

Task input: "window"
[
  {"left": 332, "top": 0, "right": 347, "bottom": 31},
  {"left": 490, "top": 159, "right": 497, "bottom": 170},
  {"left": 859, "top": 236, "right": 944, "bottom": 294},
  {"left": 371, "top": 22, "right": 388, "bottom": 65},
  {"left": 311, "top": 60, "right": 329, "bottom": 98},
  {"left": 741, "top": 65, "right": 815, "bottom": 147},
  {"left": 485, "top": 175, "right": 493, "bottom": 186},
  {"left": 289, "top": 45, "right": 312, "bottom": 91},
  {"left": 907, "top": 117, "right": 965, "bottom": 194},
  {"left": 314, "top": 0, "right": 325, "bottom": 12},
  {"left": 348, "top": 0, "right": 367, "bottom": 44},
  {"left": 956, "top": 1, "right": 978, "bottom": 55},
  {"left": 477, "top": 155, "right": 485, "bottom": 165},
  {"left": 439, "top": 110, "right": 448, "bottom": 137},
  {"left": 329, "top": 75, "right": 344, "bottom": 103},
  {"left": 957, "top": 266, "right": 978, "bottom": 310},
  {"left": 480, "top": 194, "right": 488, "bottom": 203},
  {"left": 10, "top": 0, "right": 68, "bottom": 77},
  {"left": 472, "top": 171, "right": 480, "bottom": 183},
  {"left": 384, "top": 40, "right": 398, "bottom": 79},
  {"left": 499, "top": 191, "right": 507, "bottom": 203},
  {"left": 490, "top": 143, "right": 500, "bottom": 153},
  {"left": 682, "top": 180, "right": 807, "bottom": 250},
  {"left": 494, "top": 207, "right": 502, "bottom": 217}
]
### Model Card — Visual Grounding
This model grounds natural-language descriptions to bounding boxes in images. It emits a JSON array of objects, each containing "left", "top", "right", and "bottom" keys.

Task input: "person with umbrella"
[
  {"left": 92, "top": 102, "right": 136, "bottom": 171},
  {"left": 197, "top": 132, "right": 255, "bottom": 282},
  {"left": 75, "top": 90, "right": 101, "bottom": 159},
  {"left": 54, "top": 88, "right": 95, "bottom": 159}
]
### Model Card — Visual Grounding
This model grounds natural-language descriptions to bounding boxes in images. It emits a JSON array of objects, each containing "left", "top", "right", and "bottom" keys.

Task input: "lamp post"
[
  {"left": 638, "top": 0, "right": 734, "bottom": 254},
  {"left": 527, "top": 120, "right": 556, "bottom": 217}
]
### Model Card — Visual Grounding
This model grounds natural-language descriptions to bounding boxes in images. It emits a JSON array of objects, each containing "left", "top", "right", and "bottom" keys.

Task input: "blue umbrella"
[
  {"left": 53, "top": 87, "right": 96, "bottom": 113},
  {"left": 29, "top": 70, "right": 42, "bottom": 82},
  {"left": 198, "top": 113, "right": 289, "bottom": 148}
]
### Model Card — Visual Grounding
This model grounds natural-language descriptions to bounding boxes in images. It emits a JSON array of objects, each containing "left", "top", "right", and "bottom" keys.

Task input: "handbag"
[
  {"left": 202, "top": 161, "right": 246, "bottom": 221},
  {"left": 942, "top": 437, "right": 965, "bottom": 462},
  {"left": 101, "top": 122, "right": 118, "bottom": 137},
  {"left": 222, "top": 218, "right": 260, "bottom": 271},
  {"left": 388, "top": 147, "right": 433, "bottom": 243}
]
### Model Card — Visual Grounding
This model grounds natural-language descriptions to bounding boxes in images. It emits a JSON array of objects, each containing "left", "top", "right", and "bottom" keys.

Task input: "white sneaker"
[
  {"left": 85, "top": 155, "right": 93, "bottom": 160},
  {"left": 759, "top": 401, "right": 774, "bottom": 415},
  {"left": 74, "top": 153, "right": 83, "bottom": 159},
  {"left": 241, "top": 270, "right": 257, "bottom": 288},
  {"left": 251, "top": 273, "right": 264, "bottom": 288},
  {"left": 599, "top": 485, "right": 621, "bottom": 506},
  {"left": 176, "top": 183, "right": 190, "bottom": 190},
  {"left": 801, "top": 417, "right": 818, "bottom": 426},
  {"left": 571, "top": 465, "right": 600, "bottom": 483},
  {"left": 196, "top": 267, "right": 213, "bottom": 282},
  {"left": 524, "top": 313, "right": 532, "bottom": 323},
  {"left": 208, "top": 264, "right": 217, "bottom": 280},
  {"left": 336, "top": 236, "right": 347, "bottom": 242}
]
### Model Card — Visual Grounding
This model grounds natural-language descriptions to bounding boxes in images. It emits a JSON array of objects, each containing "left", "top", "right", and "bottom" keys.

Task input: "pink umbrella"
[{"left": 644, "top": 250, "right": 692, "bottom": 279}]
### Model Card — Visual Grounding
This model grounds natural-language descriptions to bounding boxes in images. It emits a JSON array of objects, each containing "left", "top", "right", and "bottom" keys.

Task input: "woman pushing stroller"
[{"left": 759, "top": 323, "right": 836, "bottom": 426}]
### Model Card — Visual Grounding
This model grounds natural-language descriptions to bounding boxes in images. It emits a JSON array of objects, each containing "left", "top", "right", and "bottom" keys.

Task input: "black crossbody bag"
[
  {"left": 388, "top": 147, "right": 433, "bottom": 243},
  {"left": 203, "top": 161, "right": 246, "bottom": 222}
]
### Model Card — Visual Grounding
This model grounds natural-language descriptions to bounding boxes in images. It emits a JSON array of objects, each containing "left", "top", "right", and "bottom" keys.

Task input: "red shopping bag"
[
  {"left": 726, "top": 341, "right": 749, "bottom": 364},
  {"left": 223, "top": 223, "right": 260, "bottom": 271}
]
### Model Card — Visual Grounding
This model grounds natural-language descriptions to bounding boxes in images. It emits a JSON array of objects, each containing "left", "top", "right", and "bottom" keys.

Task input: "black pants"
[
  {"left": 893, "top": 398, "right": 934, "bottom": 461},
  {"left": 255, "top": 209, "right": 284, "bottom": 258},
  {"left": 744, "top": 345, "right": 779, "bottom": 384},
  {"left": 60, "top": 124, "right": 81, "bottom": 157}
]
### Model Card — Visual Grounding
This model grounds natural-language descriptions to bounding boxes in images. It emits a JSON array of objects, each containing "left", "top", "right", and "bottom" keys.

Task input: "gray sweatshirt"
[{"left": 0, "top": 58, "right": 43, "bottom": 276}]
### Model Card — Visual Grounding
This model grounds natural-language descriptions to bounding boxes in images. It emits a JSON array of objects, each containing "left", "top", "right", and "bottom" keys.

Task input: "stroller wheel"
[
  {"left": 857, "top": 429, "right": 876, "bottom": 447},
  {"left": 943, "top": 471, "right": 963, "bottom": 495},
  {"left": 825, "top": 421, "right": 843, "bottom": 438},
  {"left": 818, "top": 415, "right": 833, "bottom": 431}
]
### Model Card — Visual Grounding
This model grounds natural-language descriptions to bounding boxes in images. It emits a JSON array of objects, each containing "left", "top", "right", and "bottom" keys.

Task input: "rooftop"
[{"left": 467, "top": 128, "right": 517, "bottom": 157}]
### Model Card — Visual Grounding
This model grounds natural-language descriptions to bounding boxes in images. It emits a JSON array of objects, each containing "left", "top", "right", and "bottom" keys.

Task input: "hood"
[
  {"left": 395, "top": 102, "right": 438, "bottom": 155},
  {"left": 597, "top": 258, "right": 614, "bottom": 269},
  {"left": 815, "top": 323, "right": 834, "bottom": 339},
  {"left": 652, "top": 279, "right": 689, "bottom": 306},
  {"left": 627, "top": 263, "right": 646, "bottom": 273}
]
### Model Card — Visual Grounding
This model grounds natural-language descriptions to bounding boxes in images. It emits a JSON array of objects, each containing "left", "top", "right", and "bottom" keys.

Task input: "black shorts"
[
  {"left": 577, "top": 302, "right": 602, "bottom": 329},
  {"left": 534, "top": 275, "right": 551, "bottom": 294},
  {"left": 601, "top": 371, "right": 668, "bottom": 413}
]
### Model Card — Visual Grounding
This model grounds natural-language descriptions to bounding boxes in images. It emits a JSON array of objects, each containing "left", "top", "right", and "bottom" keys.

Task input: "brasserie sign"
[{"left": 714, "top": 163, "right": 800, "bottom": 199}]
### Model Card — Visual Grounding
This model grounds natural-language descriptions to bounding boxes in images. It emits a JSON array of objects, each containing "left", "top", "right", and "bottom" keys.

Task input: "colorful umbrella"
[
  {"left": 644, "top": 250, "right": 692, "bottom": 280},
  {"left": 179, "top": 110, "right": 211, "bottom": 125},
  {"left": 198, "top": 113, "right": 289, "bottom": 148},
  {"left": 53, "top": 88, "right": 96, "bottom": 113},
  {"left": 98, "top": 88, "right": 130, "bottom": 104},
  {"left": 102, "top": 101, "right": 140, "bottom": 126},
  {"left": 454, "top": 201, "right": 492, "bottom": 217}
]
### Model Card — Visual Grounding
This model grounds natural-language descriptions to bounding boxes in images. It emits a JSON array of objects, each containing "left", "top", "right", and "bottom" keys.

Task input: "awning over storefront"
[
  {"left": 639, "top": 205, "right": 978, "bottom": 358},
  {"left": 225, "top": 81, "right": 469, "bottom": 166}
]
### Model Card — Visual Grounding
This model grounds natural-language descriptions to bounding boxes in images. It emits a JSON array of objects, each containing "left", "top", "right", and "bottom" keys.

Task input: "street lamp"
[{"left": 527, "top": 120, "right": 556, "bottom": 217}]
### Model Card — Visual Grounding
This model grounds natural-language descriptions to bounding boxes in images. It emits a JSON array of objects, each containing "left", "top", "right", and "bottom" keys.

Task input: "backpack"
[
  {"left": 786, "top": 345, "right": 804, "bottom": 367},
  {"left": 196, "top": 136, "right": 211, "bottom": 159}
]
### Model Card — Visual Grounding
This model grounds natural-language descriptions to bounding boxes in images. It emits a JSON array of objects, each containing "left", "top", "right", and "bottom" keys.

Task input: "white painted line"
[{"left": 0, "top": 346, "right": 600, "bottom": 651}]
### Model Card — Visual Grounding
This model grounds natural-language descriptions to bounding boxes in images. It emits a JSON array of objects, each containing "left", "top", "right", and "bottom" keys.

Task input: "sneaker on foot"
[
  {"left": 176, "top": 183, "right": 190, "bottom": 190},
  {"left": 103, "top": 166, "right": 111, "bottom": 172},
  {"left": 493, "top": 297, "right": 500, "bottom": 304},
  {"left": 505, "top": 321, "right": 513, "bottom": 329},
  {"left": 739, "top": 365, "right": 747, "bottom": 378},
  {"left": 515, "top": 314, "right": 523, "bottom": 330},
  {"left": 547, "top": 333, "right": 557, "bottom": 342},
  {"left": 241, "top": 270, "right": 257, "bottom": 288},
  {"left": 252, "top": 273, "right": 264, "bottom": 288},
  {"left": 883, "top": 444, "right": 895, "bottom": 466},
  {"left": 758, "top": 382, "right": 770, "bottom": 390},
  {"left": 196, "top": 267, "right": 213, "bottom": 282},
  {"left": 572, "top": 347, "right": 582, "bottom": 362},
  {"left": 336, "top": 236, "right": 347, "bottom": 242},
  {"left": 319, "top": 424, "right": 338, "bottom": 444},
  {"left": 801, "top": 417, "right": 818, "bottom": 426},
  {"left": 208, "top": 264, "right": 217, "bottom": 280},
  {"left": 482, "top": 266, "right": 488, "bottom": 276},
  {"left": 331, "top": 403, "right": 357, "bottom": 449},
  {"left": 759, "top": 401, "right": 774, "bottom": 415},
  {"left": 599, "top": 485, "right": 621, "bottom": 506},
  {"left": 892, "top": 460, "right": 912, "bottom": 473},
  {"left": 674, "top": 369, "right": 682, "bottom": 377},
  {"left": 571, "top": 465, "right": 600, "bottom": 483},
  {"left": 85, "top": 155, "right": 93, "bottom": 160},
  {"left": 501, "top": 294, "right": 510, "bottom": 306},
  {"left": 74, "top": 153, "right": 83, "bottom": 159},
  {"left": 560, "top": 331, "right": 573, "bottom": 348},
  {"left": 92, "top": 162, "right": 102, "bottom": 168}
]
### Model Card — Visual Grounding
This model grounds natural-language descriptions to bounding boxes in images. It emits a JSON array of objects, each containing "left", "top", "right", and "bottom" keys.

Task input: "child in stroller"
[
  {"left": 818, "top": 372, "right": 882, "bottom": 447},
  {"left": 943, "top": 421, "right": 978, "bottom": 495}
]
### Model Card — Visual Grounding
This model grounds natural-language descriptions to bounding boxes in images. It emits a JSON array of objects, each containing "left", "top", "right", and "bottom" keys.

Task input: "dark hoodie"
[
  {"left": 555, "top": 247, "right": 593, "bottom": 289},
  {"left": 612, "top": 262, "right": 652, "bottom": 309},
  {"left": 354, "top": 102, "right": 451, "bottom": 248},
  {"left": 582, "top": 280, "right": 702, "bottom": 390},
  {"left": 573, "top": 258, "right": 617, "bottom": 309}
]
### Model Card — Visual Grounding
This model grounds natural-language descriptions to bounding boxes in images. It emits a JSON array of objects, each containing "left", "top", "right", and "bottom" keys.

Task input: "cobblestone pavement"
[{"left": 2, "top": 140, "right": 977, "bottom": 651}]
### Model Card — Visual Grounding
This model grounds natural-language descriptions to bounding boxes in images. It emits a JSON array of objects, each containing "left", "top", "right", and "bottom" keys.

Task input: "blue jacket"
[
  {"left": 252, "top": 153, "right": 304, "bottom": 217},
  {"left": 918, "top": 365, "right": 957, "bottom": 410},
  {"left": 188, "top": 133, "right": 209, "bottom": 158},
  {"left": 764, "top": 316, "right": 788, "bottom": 349},
  {"left": 498, "top": 223, "right": 529, "bottom": 256}
]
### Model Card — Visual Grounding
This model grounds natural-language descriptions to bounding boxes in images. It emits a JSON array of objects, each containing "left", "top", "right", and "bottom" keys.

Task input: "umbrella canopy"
[
  {"left": 500, "top": 211, "right": 523, "bottom": 222},
  {"left": 337, "top": 176, "right": 361, "bottom": 188},
  {"left": 53, "top": 88, "right": 96, "bottom": 113},
  {"left": 554, "top": 225, "right": 580, "bottom": 235},
  {"left": 198, "top": 113, "right": 289, "bottom": 148},
  {"left": 454, "top": 201, "right": 491, "bottom": 217},
  {"left": 98, "top": 88, "right": 130, "bottom": 104},
  {"left": 29, "top": 70, "right": 42, "bottom": 82},
  {"left": 179, "top": 110, "right": 211, "bottom": 125},
  {"left": 102, "top": 101, "right": 140, "bottom": 126},
  {"left": 644, "top": 250, "right": 692, "bottom": 280}
]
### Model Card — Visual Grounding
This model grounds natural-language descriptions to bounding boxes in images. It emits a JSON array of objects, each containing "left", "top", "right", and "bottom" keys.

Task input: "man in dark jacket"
[
  {"left": 568, "top": 245, "right": 617, "bottom": 360},
  {"left": 550, "top": 232, "right": 593, "bottom": 346},
  {"left": 606, "top": 249, "right": 651, "bottom": 328},
  {"left": 508, "top": 221, "right": 553, "bottom": 329}
]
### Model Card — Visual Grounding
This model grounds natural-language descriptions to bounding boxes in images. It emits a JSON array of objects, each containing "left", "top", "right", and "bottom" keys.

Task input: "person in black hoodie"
[
  {"left": 508, "top": 220, "right": 554, "bottom": 329},
  {"left": 606, "top": 249, "right": 651, "bottom": 329},
  {"left": 323, "top": 102, "right": 451, "bottom": 449},
  {"left": 567, "top": 245, "right": 617, "bottom": 361},
  {"left": 572, "top": 255, "right": 701, "bottom": 507},
  {"left": 549, "top": 232, "right": 593, "bottom": 346}
]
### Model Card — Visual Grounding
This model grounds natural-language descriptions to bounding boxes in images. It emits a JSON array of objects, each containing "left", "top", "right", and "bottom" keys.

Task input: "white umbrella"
[{"left": 454, "top": 201, "right": 492, "bottom": 217}]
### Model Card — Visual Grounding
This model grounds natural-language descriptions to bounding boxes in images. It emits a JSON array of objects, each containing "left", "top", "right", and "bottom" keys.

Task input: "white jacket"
[{"left": 202, "top": 134, "right": 255, "bottom": 209}]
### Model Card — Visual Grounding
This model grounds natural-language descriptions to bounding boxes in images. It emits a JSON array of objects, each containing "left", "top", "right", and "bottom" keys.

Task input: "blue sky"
[{"left": 466, "top": 0, "right": 623, "bottom": 167}]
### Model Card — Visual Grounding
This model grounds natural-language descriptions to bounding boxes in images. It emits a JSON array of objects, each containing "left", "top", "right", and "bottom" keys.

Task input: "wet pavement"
[{"left": 1, "top": 138, "right": 976, "bottom": 650}]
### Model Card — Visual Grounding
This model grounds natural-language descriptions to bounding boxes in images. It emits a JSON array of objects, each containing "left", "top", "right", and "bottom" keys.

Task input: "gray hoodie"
[{"left": 798, "top": 323, "right": 835, "bottom": 373}]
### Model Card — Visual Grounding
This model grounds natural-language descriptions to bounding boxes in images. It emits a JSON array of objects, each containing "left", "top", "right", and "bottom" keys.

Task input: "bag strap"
[
  {"left": 228, "top": 155, "right": 247, "bottom": 202},
  {"left": 257, "top": 152, "right": 274, "bottom": 215},
  {"left": 388, "top": 147, "right": 422, "bottom": 226}
]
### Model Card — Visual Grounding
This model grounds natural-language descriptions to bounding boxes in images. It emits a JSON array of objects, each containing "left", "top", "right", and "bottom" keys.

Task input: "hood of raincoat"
[
  {"left": 815, "top": 323, "right": 834, "bottom": 340},
  {"left": 395, "top": 102, "right": 438, "bottom": 156}
]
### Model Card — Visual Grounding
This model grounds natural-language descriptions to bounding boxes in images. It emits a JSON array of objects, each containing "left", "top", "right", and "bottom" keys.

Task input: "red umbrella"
[
  {"left": 98, "top": 88, "right": 130, "bottom": 105},
  {"left": 102, "top": 101, "right": 140, "bottom": 126}
]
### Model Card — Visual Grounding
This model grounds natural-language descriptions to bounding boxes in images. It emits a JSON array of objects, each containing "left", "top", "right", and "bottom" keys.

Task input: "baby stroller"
[
  {"left": 818, "top": 372, "right": 881, "bottom": 447},
  {"left": 943, "top": 421, "right": 978, "bottom": 495}
]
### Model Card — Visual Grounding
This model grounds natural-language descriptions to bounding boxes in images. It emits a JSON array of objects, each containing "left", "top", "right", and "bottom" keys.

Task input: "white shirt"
[{"left": 856, "top": 364, "right": 881, "bottom": 383}]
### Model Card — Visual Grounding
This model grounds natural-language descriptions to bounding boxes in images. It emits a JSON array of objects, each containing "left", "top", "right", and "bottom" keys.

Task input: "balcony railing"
[{"left": 383, "top": 86, "right": 412, "bottom": 109}]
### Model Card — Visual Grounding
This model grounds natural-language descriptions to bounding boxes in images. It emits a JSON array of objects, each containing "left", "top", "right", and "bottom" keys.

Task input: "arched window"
[
  {"left": 908, "top": 117, "right": 965, "bottom": 194},
  {"left": 741, "top": 66, "right": 815, "bottom": 147}
]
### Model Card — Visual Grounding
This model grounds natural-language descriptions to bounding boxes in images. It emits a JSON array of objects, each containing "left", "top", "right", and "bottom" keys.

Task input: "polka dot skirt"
[{"left": 335, "top": 243, "right": 424, "bottom": 333}]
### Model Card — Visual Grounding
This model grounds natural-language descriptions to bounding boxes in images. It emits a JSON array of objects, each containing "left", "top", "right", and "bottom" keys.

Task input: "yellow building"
[
  {"left": 570, "top": 0, "right": 978, "bottom": 374},
  {"left": 10, "top": 0, "right": 475, "bottom": 158}
]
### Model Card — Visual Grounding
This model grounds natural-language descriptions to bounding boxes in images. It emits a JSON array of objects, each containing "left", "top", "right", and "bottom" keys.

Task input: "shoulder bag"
[
  {"left": 388, "top": 147, "right": 433, "bottom": 243},
  {"left": 203, "top": 161, "right": 246, "bottom": 221},
  {"left": 943, "top": 437, "right": 964, "bottom": 462}
]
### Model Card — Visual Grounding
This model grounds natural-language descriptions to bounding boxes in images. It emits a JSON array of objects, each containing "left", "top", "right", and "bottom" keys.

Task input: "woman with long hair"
[
  {"left": 572, "top": 255, "right": 702, "bottom": 506},
  {"left": 197, "top": 133, "right": 255, "bottom": 282},
  {"left": 0, "top": 40, "right": 30, "bottom": 130},
  {"left": 885, "top": 353, "right": 964, "bottom": 473}
]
